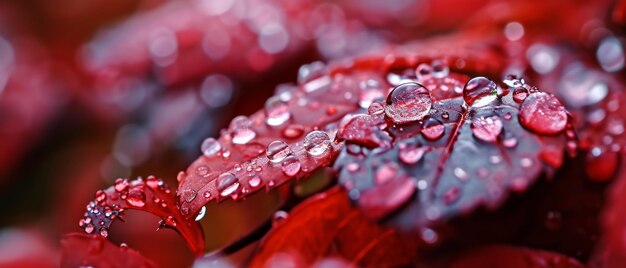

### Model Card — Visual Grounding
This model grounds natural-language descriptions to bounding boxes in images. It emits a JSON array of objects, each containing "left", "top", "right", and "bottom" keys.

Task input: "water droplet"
[
  {"left": 415, "top": 63, "right": 432, "bottom": 80},
  {"left": 504, "top": 21, "right": 524, "bottom": 41},
  {"left": 217, "top": 173, "right": 240, "bottom": 196},
  {"left": 304, "top": 130, "right": 331, "bottom": 156},
  {"left": 194, "top": 206, "right": 206, "bottom": 221},
  {"left": 398, "top": 144, "right": 426, "bottom": 164},
  {"left": 471, "top": 115, "right": 503, "bottom": 142},
  {"left": 265, "top": 96, "right": 291, "bottom": 126},
  {"left": 519, "top": 92, "right": 568, "bottom": 135},
  {"left": 196, "top": 165, "right": 210, "bottom": 177},
  {"left": 99, "top": 228, "right": 109, "bottom": 237},
  {"left": 454, "top": 167, "right": 469, "bottom": 181},
  {"left": 249, "top": 176, "right": 261, "bottom": 188},
  {"left": 203, "top": 191, "right": 211, "bottom": 198},
  {"left": 85, "top": 224, "right": 94, "bottom": 234},
  {"left": 513, "top": 87, "right": 529, "bottom": 103},
  {"left": 114, "top": 179, "right": 128, "bottom": 192},
  {"left": 163, "top": 216, "right": 177, "bottom": 227},
  {"left": 272, "top": 210, "right": 289, "bottom": 225},
  {"left": 126, "top": 189, "right": 146, "bottom": 207},
  {"left": 558, "top": 64, "right": 608, "bottom": 107},
  {"left": 527, "top": 44, "right": 560, "bottom": 74},
  {"left": 229, "top": 116, "right": 256, "bottom": 144},
  {"left": 421, "top": 228, "right": 439, "bottom": 244},
  {"left": 597, "top": 36, "right": 624, "bottom": 72},
  {"left": 431, "top": 60, "right": 449, "bottom": 78},
  {"left": 181, "top": 189, "right": 197, "bottom": 202},
  {"left": 368, "top": 102, "right": 385, "bottom": 115},
  {"left": 95, "top": 190, "right": 107, "bottom": 204},
  {"left": 282, "top": 124, "right": 304, "bottom": 139},
  {"left": 520, "top": 158, "right": 533, "bottom": 167},
  {"left": 385, "top": 82, "right": 432, "bottom": 124},
  {"left": 503, "top": 137, "right": 518, "bottom": 148},
  {"left": 266, "top": 140, "right": 291, "bottom": 163},
  {"left": 201, "top": 137, "right": 221, "bottom": 157},
  {"left": 421, "top": 118, "right": 445, "bottom": 140},
  {"left": 463, "top": 77, "right": 497, "bottom": 107},
  {"left": 297, "top": 61, "right": 325, "bottom": 84},
  {"left": 145, "top": 176, "right": 160, "bottom": 189},
  {"left": 281, "top": 155, "right": 301, "bottom": 177},
  {"left": 375, "top": 162, "right": 400, "bottom": 185}
]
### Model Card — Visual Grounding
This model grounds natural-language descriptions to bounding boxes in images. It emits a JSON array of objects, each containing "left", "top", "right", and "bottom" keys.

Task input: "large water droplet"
[
  {"left": 126, "top": 189, "right": 146, "bottom": 207},
  {"left": 217, "top": 172, "right": 240, "bottom": 196},
  {"left": 114, "top": 179, "right": 129, "bottom": 192},
  {"left": 368, "top": 102, "right": 384, "bottom": 115},
  {"left": 266, "top": 140, "right": 290, "bottom": 163},
  {"left": 281, "top": 155, "right": 301, "bottom": 177},
  {"left": 519, "top": 92, "right": 568, "bottom": 135},
  {"left": 181, "top": 189, "right": 197, "bottom": 202},
  {"left": 431, "top": 60, "right": 449, "bottom": 78},
  {"left": 463, "top": 77, "right": 497, "bottom": 107},
  {"left": 471, "top": 115, "right": 503, "bottom": 142},
  {"left": 201, "top": 137, "right": 221, "bottom": 157},
  {"left": 297, "top": 61, "right": 325, "bottom": 84},
  {"left": 421, "top": 118, "right": 445, "bottom": 140},
  {"left": 513, "top": 87, "right": 529, "bottom": 103},
  {"left": 194, "top": 206, "right": 206, "bottom": 221},
  {"left": 265, "top": 96, "right": 291, "bottom": 126},
  {"left": 248, "top": 176, "right": 262, "bottom": 188},
  {"left": 384, "top": 82, "right": 432, "bottom": 124},
  {"left": 229, "top": 116, "right": 256, "bottom": 144},
  {"left": 304, "top": 130, "right": 331, "bottom": 156}
]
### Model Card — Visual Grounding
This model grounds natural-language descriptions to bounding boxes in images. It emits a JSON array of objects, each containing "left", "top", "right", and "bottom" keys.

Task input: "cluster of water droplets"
[{"left": 80, "top": 176, "right": 174, "bottom": 238}]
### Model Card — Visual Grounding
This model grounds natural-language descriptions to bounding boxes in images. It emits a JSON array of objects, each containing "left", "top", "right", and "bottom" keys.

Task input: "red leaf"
[
  {"left": 78, "top": 176, "right": 205, "bottom": 256},
  {"left": 249, "top": 187, "right": 420, "bottom": 267},
  {"left": 177, "top": 33, "right": 513, "bottom": 219},
  {"left": 61, "top": 233, "right": 156, "bottom": 268},
  {"left": 446, "top": 245, "right": 584, "bottom": 268},
  {"left": 334, "top": 60, "right": 575, "bottom": 233},
  {"left": 592, "top": 170, "right": 626, "bottom": 267}
]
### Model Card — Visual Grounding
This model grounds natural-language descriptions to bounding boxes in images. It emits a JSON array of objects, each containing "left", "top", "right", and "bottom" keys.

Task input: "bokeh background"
[{"left": 0, "top": 0, "right": 622, "bottom": 267}]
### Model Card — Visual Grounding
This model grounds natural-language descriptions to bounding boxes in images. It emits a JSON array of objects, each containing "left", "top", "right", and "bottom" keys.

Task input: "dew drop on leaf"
[
  {"left": 463, "top": 76, "right": 497, "bottom": 107},
  {"left": 519, "top": 92, "right": 568, "bottom": 135},
  {"left": 304, "top": 130, "right": 331, "bottom": 156},
  {"left": 266, "top": 140, "right": 290, "bottom": 163},
  {"left": 229, "top": 116, "right": 256, "bottom": 144},
  {"left": 471, "top": 115, "right": 503, "bottom": 142},
  {"left": 125, "top": 189, "right": 146, "bottom": 208},
  {"left": 265, "top": 96, "right": 291, "bottom": 126},
  {"left": 422, "top": 118, "right": 445, "bottom": 140},
  {"left": 385, "top": 82, "right": 432, "bottom": 124},
  {"left": 512, "top": 87, "right": 529, "bottom": 103},
  {"left": 368, "top": 102, "right": 385, "bottom": 115},
  {"left": 281, "top": 155, "right": 301, "bottom": 177},
  {"left": 398, "top": 144, "right": 426, "bottom": 165},
  {"left": 217, "top": 172, "right": 240, "bottom": 196},
  {"left": 201, "top": 137, "right": 221, "bottom": 157}
]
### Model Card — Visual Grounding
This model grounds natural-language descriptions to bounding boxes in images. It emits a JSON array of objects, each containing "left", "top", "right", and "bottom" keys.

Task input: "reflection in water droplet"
[
  {"left": 249, "top": 176, "right": 261, "bottom": 188},
  {"left": 126, "top": 189, "right": 146, "bottom": 207},
  {"left": 217, "top": 172, "right": 239, "bottom": 196},
  {"left": 195, "top": 206, "right": 206, "bottom": 221},
  {"left": 513, "top": 87, "right": 529, "bottom": 103},
  {"left": 471, "top": 115, "right": 503, "bottom": 142},
  {"left": 519, "top": 92, "right": 568, "bottom": 135},
  {"left": 304, "top": 130, "right": 331, "bottom": 156},
  {"left": 463, "top": 77, "right": 497, "bottom": 107},
  {"left": 422, "top": 118, "right": 445, "bottom": 140},
  {"left": 229, "top": 116, "right": 256, "bottom": 144},
  {"left": 398, "top": 144, "right": 426, "bottom": 165},
  {"left": 201, "top": 137, "right": 221, "bottom": 157},
  {"left": 431, "top": 60, "right": 449, "bottom": 78},
  {"left": 265, "top": 96, "right": 291, "bottom": 126},
  {"left": 266, "top": 140, "right": 291, "bottom": 163},
  {"left": 385, "top": 82, "right": 432, "bottom": 124},
  {"left": 368, "top": 102, "right": 385, "bottom": 115}
]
